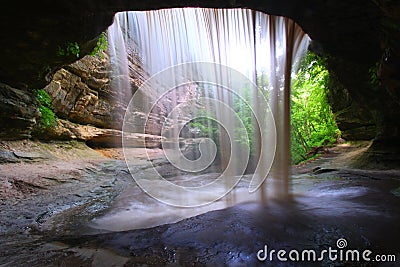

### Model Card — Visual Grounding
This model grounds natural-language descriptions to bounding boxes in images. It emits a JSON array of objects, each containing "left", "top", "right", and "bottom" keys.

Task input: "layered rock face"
[
  {"left": 0, "top": 1, "right": 399, "bottom": 158},
  {"left": 30, "top": 48, "right": 165, "bottom": 147},
  {"left": 31, "top": 48, "right": 185, "bottom": 147},
  {"left": 43, "top": 53, "right": 120, "bottom": 129},
  {"left": 0, "top": 83, "right": 40, "bottom": 140},
  {"left": 326, "top": 74, "right": 376, "bottom": 141}
]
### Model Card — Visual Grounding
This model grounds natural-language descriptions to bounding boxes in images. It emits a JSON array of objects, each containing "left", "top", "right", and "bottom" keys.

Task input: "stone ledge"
[{"left": 33, "top": 119, "right": 163, "bottom": 149}]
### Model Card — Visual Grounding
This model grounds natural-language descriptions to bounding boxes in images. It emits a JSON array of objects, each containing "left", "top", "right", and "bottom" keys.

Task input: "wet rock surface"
[
  {"left": 55, "top": 174, "right": 400, "bottom": 266},
  {"left": 0, "top": 141, "right": 399, "bottom": 266}
]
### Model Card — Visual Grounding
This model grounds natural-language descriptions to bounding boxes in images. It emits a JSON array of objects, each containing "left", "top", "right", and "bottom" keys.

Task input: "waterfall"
[
  {"left": 108, "top": 8, "right": 310, "bottom": 207},
  {"left": 107, "top": 17, "right": 131, "bottom": 115}
]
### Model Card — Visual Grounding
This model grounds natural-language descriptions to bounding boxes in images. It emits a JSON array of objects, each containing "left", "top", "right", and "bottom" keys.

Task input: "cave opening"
[{"left": 1, "top": 4, "right": 400, "bottom": 267}]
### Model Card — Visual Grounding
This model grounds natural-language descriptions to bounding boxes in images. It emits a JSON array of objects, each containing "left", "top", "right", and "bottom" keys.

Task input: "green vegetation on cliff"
[
  {"left": 90, "top": 32, "right": 108, "bottom": 57},
  {"left": 36, "top": 89, "right": 56, "bottom": 128},
  {"left": 57, "top": 42, "right": 80, "bottom": 58},
  {"left": 56, "top": 32, "right": 108, "bottom": 60}
]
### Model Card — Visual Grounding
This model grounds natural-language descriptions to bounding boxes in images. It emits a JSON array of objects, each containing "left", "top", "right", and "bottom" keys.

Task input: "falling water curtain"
[
  {"left": 256, "top": 15, "right": 309, "bottom": 199},
  {"left": 111, "top": 9, "right": 309, "bottom": 204}
]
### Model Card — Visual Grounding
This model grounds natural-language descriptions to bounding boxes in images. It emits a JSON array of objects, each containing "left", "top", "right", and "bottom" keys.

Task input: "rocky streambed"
[{"left": 0, "top": 141, "right": 399, "bottom": 266}]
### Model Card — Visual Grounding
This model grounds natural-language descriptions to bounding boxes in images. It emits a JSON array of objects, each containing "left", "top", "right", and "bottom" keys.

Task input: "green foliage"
[
  {"left": 37, "top": 89, "right": 52, "bottom": 107},
  {"left": 368, "top": 62, "right": 381, "bottom": 86},
  {"left": 56, "top": 33, "right": 107, "bottom": 59},
  {"left": 183, "top": 59, "right": 339, "bottom": 166},
  {"left": 189, "top": 84, "right": 259, "bottom": 155},
  {"left": 188, "top": 117, "right": 220, "bottom": 138},
  {"left": 57, "top": 42, "right": 80, "bottom": 58},
  {"left": 233, "top": 87, "right": 256, "bottom": 154},
  {"left": 290, "top": 52, "right": 340, "bottom": 164},
  {"left": 90, "top": 32, "right": 108, "bottom": 57},
  {"left": 39, "top": 105, "right": 56, "bottom": 128},
  {"left": 37, "top": 89, "right": 56, "bottom": 128}
]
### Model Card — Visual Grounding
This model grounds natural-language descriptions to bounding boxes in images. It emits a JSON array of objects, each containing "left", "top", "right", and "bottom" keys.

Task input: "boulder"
[{"left": 0, "top": 150, "right": 19, "bottom": 163}]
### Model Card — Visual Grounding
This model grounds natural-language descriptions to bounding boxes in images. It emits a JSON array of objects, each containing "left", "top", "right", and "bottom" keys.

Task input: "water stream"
[{"left": 95, "top": 8, "right": 310, "bottom": 231}]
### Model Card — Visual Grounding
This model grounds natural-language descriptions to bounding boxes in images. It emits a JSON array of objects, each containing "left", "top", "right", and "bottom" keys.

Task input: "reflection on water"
[
  {"left": 90, "top": 172, "right": 267, "bottom": 231},
  {"left": 89, "top": 164, "right": 383, "bottom": 232}
]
